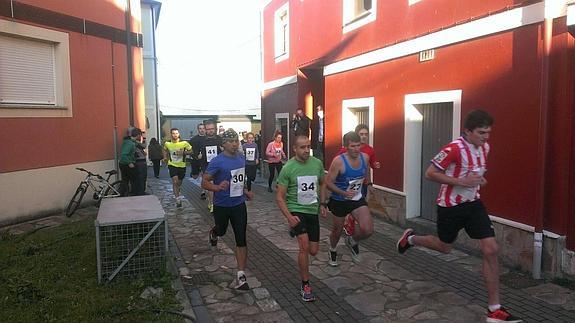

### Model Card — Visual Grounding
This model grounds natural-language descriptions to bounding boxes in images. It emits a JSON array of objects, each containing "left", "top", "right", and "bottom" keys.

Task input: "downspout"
[
  {"left": 125, "top": 0, "right": 134, "bottom": 125},
  {"left": 111, "top": 41, "right": 119, "bottom": 179},
  {"left": 151, "top": 5, "right": 161, "bottom": 141},
  {"left": 533, "top": 4, "right": 553, "bottom": 279}
]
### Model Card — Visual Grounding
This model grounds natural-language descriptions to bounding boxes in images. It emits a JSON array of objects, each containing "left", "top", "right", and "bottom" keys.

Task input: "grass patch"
[{"left": 0, "top": 217, "right": 183, "bottom": 322}]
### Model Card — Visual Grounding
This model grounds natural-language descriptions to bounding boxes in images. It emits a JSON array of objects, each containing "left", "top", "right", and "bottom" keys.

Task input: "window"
[
  {"left": 0, "top": 19, "right": 72, "bottom": 118},
  {"left": 343, "top": 0, "right": 377, "bottom": 33},
  {"left": 274, "top": 2, "right": 289, "bottom": 62}
]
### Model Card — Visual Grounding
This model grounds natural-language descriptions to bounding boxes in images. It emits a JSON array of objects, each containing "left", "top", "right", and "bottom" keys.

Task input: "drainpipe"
[
  {"left": 533, "top": 5, "right": 553, "bottom": 280},
  {"left": 125, "top": 0, "right": 134, "bottom": 125},
  {"left": 111, "top": 41, "right": 120, "bottom": 179}
]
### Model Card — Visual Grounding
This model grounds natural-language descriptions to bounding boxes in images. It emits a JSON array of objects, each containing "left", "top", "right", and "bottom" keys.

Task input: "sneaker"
[
  {"left": 200, "top": 192, "right": 206, "bottom": 200},
  {"left": 300, "top": 284, "right": 316, "bottom": 302},
  {"left": 486, "top": 307, "right": 522, "bottom": 323},
  {"left": 209, "top": 228, "right": 218, "bottom": 247},
  {"left": 343, "top": 215, "right": 355, "bottom": 236},
  {"left": 176, "top": 196, "right": 182, "bottom": 207},
  {"left": 267, "top": 187, "right": 273, "bottom": 193},
  {"left": 236, "top": 273, "right": 250, "bottom": 290},
  {"left": 208, "top": 203, "right": 213, "bottom": 213},
  {"left": 397, "top": 228, "right": 415, "bottom": 254},
  {"left": 345, "top": 235, "right": 360, "bottom": 263},
  {"left": 328, "top": 250, "right": 338, "bottom": 267}
]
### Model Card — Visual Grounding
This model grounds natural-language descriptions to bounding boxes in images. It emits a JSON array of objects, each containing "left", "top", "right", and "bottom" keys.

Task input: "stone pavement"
[
  {"left": 2, "top": 167, "right": 575, "bottom": 322},
  {"left": 150, "top": 167, "right": 575, "bottom": 323}
]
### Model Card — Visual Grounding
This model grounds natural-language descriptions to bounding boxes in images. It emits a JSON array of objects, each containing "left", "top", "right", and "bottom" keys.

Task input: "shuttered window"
[{"left": 0, "top": 34, "right": 57, "bottom": 106}]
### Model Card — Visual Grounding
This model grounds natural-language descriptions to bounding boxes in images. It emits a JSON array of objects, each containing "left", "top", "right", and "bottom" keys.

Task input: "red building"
[
  {"left": 261, "top": 0, "right": 575, "bottom": 277},
  {"left": 0, "top": 1, "right": 147, "bottom": 224}
]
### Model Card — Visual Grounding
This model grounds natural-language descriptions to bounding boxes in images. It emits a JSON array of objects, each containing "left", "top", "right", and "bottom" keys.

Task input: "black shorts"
[
  {"left": 168, "top": 165, "right": 186, "bottom": 180},
  {"left": 436, "top": 200, "right": 495, "bottom": 244},
  {"left": 190, "top": 159, "right": 206, "bottom": 176},
  {"left": 327, "top": 198, "right": 368, "bottom": 217},
  {"left": 213, "top": 203, "right": 247, "bottom": 247},
  {"left": 289, "top": 212, "right": 320, "bottom": 242}
]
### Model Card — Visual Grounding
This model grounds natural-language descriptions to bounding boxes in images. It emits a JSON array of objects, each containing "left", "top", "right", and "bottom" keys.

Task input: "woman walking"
[
  {"left": 148, "top": 138, "right": 164, "bottom": 178},
  {"left": 265, "top": 131, "right": 287, "bottom": 192}
]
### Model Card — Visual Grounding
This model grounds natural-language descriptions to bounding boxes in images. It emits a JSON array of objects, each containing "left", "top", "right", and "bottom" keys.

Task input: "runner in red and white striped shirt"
[{"left": 397, "top": 110, "right": 522, "bottom": 323}]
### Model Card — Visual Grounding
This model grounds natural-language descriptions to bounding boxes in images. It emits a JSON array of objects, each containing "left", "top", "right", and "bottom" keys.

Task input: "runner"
[
  {"left": 338, "top": 124, "right": 381, "bottom": 237},
  {"left": 162, "top": 128, "right": 192, "bottom": 207},
  {"left": 189, "top": 123, "right": 207, "bottom": 199},
  {"left": 325, "top": 131, "right": 373, "bottom": 264},
  {"left": 202, "top": 120, "right": 223, "bottom": 212},
  {"left": 242, "top": 132, "right": 259, "bottom": 192},
  {"left": 276, "top": 135, "right": 326, "bottom": 302},
  {"left": 202, "top": 128, "right": 253, "bottom": 290},
  {"left": 265, "top": 131, "right": 287, "bottom": 192},
  {"left": 396, "top": 110, "right": 521, "bottom": 323}
]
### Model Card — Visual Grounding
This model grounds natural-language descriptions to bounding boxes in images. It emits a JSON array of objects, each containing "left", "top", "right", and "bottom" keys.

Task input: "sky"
[{"left": 156, "top": 0, "right": 263, "bottom": 115}]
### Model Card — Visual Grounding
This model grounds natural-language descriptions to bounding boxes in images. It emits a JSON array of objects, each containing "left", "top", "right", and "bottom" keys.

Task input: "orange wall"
[{"left": 0, "top": 0, "right": 143, "bottom": 172}]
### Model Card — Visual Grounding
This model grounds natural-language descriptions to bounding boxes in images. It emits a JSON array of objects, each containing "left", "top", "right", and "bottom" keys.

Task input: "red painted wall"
[
  {"left": 263, "top": 0, "right": 522, "bottom": 82},
  {"left": 0, "top": 0, "right": 142, "bottom": 173}
]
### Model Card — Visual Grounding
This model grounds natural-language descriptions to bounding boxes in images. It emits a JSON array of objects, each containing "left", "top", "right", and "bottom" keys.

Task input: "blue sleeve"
[{"left": 206, "top": 157, "right": 219, "bottom": 177}]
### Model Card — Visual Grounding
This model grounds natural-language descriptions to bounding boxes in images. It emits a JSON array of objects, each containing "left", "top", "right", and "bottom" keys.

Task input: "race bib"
[
  {"left": 297, "top": 176, "right": 318, "bottom": 205},
  {"left": 170, "top": 149, "right": 183, "bottom": 163},
  {"left": 275, "top": 148, "right": 282, "bottom": 156},
  {"left": 346, "top": 178, "right": 363, "bottom": 201},
  {"left": 229, "top": 167, "right": 245, "bottom": 197},
  {"left": 245, "top": 147, "right": 256, "bottom": 161},
  {"left": 206, "top": 145, "right": 218, "bottom": 162}
]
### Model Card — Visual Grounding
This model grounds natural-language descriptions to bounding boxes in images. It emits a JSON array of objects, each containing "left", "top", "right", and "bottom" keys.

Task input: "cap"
[{"left": 221, "top": 128, "right": 239, "bottom": 142}]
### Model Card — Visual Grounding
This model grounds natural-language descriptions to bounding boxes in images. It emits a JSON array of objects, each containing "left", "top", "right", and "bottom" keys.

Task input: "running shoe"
[
  {"left": 328, "top": 250, "right": 338, "bottom": 267},
  {"left": 176, "top": 196, "right": 182, "bottom": 207},
  {"left": 397, "top": 228, "right": 415, "bottom": 254},
  {"left": 208, "top": 203, "right": 213, "bottom": 213},
  {"left": 343, "top": 215, "right": 355, "bottom": 236},
  {"left": 345, "top": 235, "right": 360, "bottom": 263},
  {"left": 236, "top": 273, "right": 250, "bottom": 290},
  {"left": 486, "top": 307, "right": 522, "bottom": 322},
  {"left": 209, "top": 228, "right": 218, "bottom": 247},
  {"left": 200, "top": 191, "right": 206, "bottom": 200},
  {"left": 300, "top": 284, "right": 316, "bottom": 302},
  {"left": 267, "top": 187, "right": 273, "bottom": 193}
]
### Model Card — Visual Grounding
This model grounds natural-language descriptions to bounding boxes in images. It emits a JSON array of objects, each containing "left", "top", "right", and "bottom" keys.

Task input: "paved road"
[{"left": 152, "top": 167, "right": 575, "bottom": 322}]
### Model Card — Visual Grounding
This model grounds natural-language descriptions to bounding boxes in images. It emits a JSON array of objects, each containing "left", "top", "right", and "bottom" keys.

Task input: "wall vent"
[{"left": 419, "top": 49, "right": 435, "bottom": 62}]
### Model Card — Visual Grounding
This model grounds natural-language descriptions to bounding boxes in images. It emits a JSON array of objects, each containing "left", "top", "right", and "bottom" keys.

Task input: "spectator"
[
  {"left": 148, "top": 138, "right": 163, "bottom": 178},
  {"left": 291, "top": 107, "right": 311, "bottom": 137}
]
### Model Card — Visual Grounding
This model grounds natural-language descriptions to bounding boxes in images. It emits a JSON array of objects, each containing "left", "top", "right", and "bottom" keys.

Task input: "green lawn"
[{"left": 0, "top": 217, "right": 183, "bottom": 322}]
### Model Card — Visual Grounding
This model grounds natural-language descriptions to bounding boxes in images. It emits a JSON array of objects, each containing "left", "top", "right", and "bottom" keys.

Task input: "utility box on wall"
[{"left": 95, "top": 196, "right": 167, "bottom": 283}]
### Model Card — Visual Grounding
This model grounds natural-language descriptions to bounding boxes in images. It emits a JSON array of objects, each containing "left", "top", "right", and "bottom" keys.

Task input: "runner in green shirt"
[{"left": 276, "top": 135, "right": 327, "bottom": 302}]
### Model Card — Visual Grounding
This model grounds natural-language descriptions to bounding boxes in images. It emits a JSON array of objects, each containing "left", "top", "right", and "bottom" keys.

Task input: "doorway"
[
  {"left": 275, "top": 112, "right": 289, "bottom": 158},
  {"left": 404, "top": 90, "right": 461, "bottom": 220},
  {"left": 415, "top": 103, "right": 453, "bottom": 221}
]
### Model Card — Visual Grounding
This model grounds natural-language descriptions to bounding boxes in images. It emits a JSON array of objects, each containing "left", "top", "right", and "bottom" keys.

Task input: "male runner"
[
  {"left": 338, "top": 124, "right": 381, "bottom": 236},
  {"left": 163, "top": 128, "right": 192, "bottom": 207},
  {"left": 189, "top": 123, "right": 207, "bottom": 199},
  {"left": 325, "top": 131, "right": 373, "bottom": 265},
  {"left": 396, "top": 110, "right": 521, "bottom": 323},
  {"left": 276, "top": 135, "right": 326, "bottom": 302},
  {"left": 202, "top": 129, "right": 253, "bottom": 290},
  {"left": 201, "top": 120, "right": 223, "bottom": 212}
]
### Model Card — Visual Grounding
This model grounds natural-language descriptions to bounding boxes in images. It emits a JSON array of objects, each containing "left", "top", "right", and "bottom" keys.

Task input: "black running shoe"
[
  {"left": 209, "top": 228, "right": 218, "bottom": 246},
  {"left": 236, "top": 274, "right": 250, "bottom": 290},
  {"left": 200, "top": 192, "right": 206, "bottom": 200},
  {"left": 328, "top": 250, "right": 338, "bottom": 267}
]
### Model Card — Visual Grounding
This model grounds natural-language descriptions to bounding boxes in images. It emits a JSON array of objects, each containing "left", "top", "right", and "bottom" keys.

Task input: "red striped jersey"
[{"left": 430, "top": 136, "right": 489, "bottom": 207}]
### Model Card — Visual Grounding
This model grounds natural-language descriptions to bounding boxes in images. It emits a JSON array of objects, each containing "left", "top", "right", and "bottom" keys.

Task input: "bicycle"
[{"left": 66, "top": 167, "right": 123, "bottom": 217}]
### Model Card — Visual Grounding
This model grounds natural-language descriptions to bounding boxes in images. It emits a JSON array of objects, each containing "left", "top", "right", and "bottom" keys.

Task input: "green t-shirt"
[
  {"left": 163, "top": 141, "right": 192, "bottom": 168},
  {"left": 277, "top": 156, "right": 324, "bottom": 215}
]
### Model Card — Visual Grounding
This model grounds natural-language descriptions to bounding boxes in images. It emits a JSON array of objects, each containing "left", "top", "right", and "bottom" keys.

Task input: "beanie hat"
[{"left": 221, "top": 128, "right": 238, "bottom": 142}]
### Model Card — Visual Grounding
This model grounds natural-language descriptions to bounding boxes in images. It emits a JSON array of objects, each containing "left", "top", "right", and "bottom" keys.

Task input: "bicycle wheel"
[
  {"left": 102, "top": 180, "right": 123, "bottom": 199},
  {"left": 66, "top": 183, "right": 87, "bottom": 217}
]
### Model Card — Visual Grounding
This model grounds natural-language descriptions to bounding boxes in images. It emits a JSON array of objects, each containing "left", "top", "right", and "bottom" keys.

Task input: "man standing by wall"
[
  {"left": 276, "top": 135, "right": 327, "bottom": 302},
  {"left": 397, "top": 110, "right": 522, "bottom": 323},
  {"left": 291, "top": 107, "right": 311, "bottom": 137}
]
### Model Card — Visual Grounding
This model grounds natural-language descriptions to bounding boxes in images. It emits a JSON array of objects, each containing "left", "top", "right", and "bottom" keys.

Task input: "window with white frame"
[
  {"left": 343, "top": 0, "right": 377, "bottom": 33},
  {"left": 0, "top": 19, "right": 72, "bottom": 118},
  {"left": 274, "top": 2, "right": 289, "bottom": 62}
]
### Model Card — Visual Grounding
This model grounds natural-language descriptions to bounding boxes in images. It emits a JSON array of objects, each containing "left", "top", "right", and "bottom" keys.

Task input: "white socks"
[{"left": 488, "top": 304, "right": 501, "bottom": 312}]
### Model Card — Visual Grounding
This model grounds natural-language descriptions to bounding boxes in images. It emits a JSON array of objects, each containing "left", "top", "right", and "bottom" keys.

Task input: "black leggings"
[
  {"left": 245, "top": 164, "right": 257, "bottom": 191},
  {"left": 268, "top": 162, "right": 283, "bottom": 188},
  {"left": 213, "top": 203, "right": 247, "bottom": 247}
]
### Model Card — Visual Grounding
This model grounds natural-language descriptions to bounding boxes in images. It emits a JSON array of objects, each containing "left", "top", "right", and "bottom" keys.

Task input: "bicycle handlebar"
[{"left": 75, "top": 167, "right": 105, "bottom": 180}]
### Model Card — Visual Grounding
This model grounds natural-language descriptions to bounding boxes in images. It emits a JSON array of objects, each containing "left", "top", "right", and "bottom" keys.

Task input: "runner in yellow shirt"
[{"left": 163, "top": 128, "right": 192, "bottom": 207}]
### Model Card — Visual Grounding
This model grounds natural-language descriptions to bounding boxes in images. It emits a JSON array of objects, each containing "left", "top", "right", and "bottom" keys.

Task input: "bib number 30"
[{"left": 230, "top": 168, "right": 245, "bottom": 197}]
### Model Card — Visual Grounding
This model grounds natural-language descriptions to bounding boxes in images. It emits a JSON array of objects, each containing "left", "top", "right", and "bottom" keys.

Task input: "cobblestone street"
[{"left": 149, "top": 167, "right": 575, "bottom": 323}]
